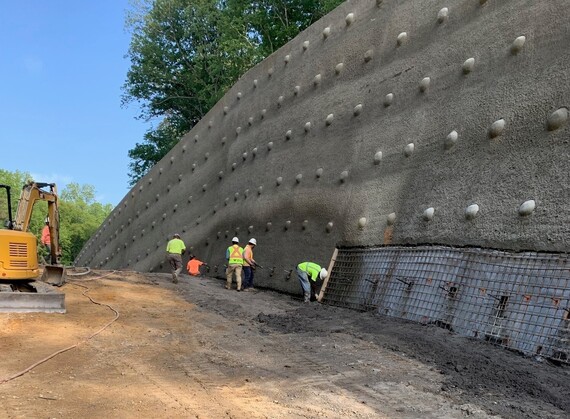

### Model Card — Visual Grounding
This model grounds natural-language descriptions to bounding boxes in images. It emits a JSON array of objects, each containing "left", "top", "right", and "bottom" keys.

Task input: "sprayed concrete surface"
[
  {"left": 76, "top": 0, "right": 569, "bottom": 296},
  {"left": 1, "top": 271, "right": 569, "bottom": 418}
]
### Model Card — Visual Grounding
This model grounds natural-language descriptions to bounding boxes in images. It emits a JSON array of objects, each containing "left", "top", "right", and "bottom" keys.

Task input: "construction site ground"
[{"left": 1, "top": 270, "right": 569, "bottom": 419}]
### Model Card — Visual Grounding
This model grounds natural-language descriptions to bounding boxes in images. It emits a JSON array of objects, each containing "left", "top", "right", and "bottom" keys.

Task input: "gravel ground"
[{"left": 0, "top": 270, "right": 568, "bottom": 418}]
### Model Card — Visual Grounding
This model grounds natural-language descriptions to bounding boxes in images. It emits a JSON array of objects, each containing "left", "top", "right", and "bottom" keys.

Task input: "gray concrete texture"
[{"left": 76, "top": 0, "right": 570, "bottom": 294}]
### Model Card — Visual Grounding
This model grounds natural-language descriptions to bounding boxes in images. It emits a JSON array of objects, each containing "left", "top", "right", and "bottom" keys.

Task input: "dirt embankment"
[{"left": 1, "top": 271, "right": 569, "bottom": 418}]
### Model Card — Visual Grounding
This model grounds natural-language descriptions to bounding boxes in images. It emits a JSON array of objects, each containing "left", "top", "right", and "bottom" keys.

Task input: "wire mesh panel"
[{"left": 322, "top": 246, "right": 570, "bottom": 363}]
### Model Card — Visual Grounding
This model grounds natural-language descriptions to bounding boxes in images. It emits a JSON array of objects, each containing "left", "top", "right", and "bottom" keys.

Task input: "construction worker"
[
  {"left": 296, "top": 262, "right": 328, "bottom": 303},
  {"left": 187, "top": 254, "right": 207, "bottom": 276},
  {"left": 242, "top": 238, "right": 257, "bottom": 291},
  {"left": 41, "top": 218, "right": 51, "bottom": 252},
  {"left": 166, "top": 233, "right": 186, "bottom": 284},
  {"left": 226, "top": 237, "right": 244, "bottom": 291}
]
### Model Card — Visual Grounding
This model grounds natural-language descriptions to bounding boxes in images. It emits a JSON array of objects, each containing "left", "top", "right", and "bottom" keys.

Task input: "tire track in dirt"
[
  {"left": 118, "top": 357, "right": 196, "bottom": 414},
  {"left": 183, "top": 281, "right": 496, "bottom": 418},
  {"left": 184, "top": 302, "right": 397, "bottom": 417}
]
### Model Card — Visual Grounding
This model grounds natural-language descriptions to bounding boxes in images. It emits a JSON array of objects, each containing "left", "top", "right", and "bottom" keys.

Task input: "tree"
[
  {"left": 123, "top": 0, "right": 343, "bottom": 184},
  {"left": 127, "top": 117, "right": 187, "bottom": 185},
  {"left": 123, "top": 0, "right": 261, "bottom": 184},
  {"left": 58, "top": 183, "right": 113, "bottom": 265},
  {"left": 243, "top": 0, "right": 343, "bottom": 56},
  {"left": 0, "top": 169, "right": 43, "bottom": 232}
]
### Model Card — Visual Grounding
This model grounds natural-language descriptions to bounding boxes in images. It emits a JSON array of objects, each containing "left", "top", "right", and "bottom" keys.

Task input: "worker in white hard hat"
[
  {"left": 226, "top": 237, "right": 244, "bottom": 291},
  {"left": 242, "top": 238, "right": 258, "bottom": 291},
  {"left": 296, "top": 262, "right": 327, "bottom": 303}
]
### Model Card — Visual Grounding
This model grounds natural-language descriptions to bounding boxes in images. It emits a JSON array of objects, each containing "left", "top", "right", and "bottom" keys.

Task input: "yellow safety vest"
[
  {"left": 227, "top": 245, "right": 244, "bottom": 265},
  {"left": 298, "top": 262, "right": 321, "bottom": 281}
]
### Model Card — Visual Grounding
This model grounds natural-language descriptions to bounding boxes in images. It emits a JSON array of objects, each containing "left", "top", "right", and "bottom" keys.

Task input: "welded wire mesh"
[{"left": 322, "top": 246, "right": 570, "bottom": 363}]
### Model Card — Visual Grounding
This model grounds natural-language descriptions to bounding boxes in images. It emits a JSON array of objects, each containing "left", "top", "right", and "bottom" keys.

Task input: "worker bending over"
[
  {"left": 226, "top": 237, "right": 244, "bottom": 291},
  {"left": 187, "top": 255, "right": 207, "bottom": 276},
  {"left": 296, "top": 261, "right": 327, "bottom": 303}
]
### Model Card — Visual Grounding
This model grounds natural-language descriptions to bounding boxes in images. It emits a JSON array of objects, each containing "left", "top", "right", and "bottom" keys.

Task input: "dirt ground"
[{"left": 1, "top": 270, "right": 569, "bottom": 419}]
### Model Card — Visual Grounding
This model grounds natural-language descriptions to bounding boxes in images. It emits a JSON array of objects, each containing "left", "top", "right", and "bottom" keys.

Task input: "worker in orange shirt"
[
  {"left": 186, "top": 255, "right": 207, "bottom": 276},
  {"left": 242, "top": 238, "right": 258, "bottom": 291},
  {"left": 41, "top": 219, "right": 51, "bottom": 252}
]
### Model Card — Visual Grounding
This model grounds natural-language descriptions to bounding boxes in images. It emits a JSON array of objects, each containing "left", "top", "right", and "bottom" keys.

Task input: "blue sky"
[{"left": 0, "top": 1, "right": 149, "bottom": 206}]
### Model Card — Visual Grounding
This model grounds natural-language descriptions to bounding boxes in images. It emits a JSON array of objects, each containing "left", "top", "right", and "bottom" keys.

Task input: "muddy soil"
[{"left": 1, "top": 270, "right": 569, "bottom": 418}]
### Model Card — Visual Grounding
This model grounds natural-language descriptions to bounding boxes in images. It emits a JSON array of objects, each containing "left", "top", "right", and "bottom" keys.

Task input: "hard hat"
[
  {"left": 248, "top": 238, "right": 257, "bottom": 245},
  {"left": 232, "top": 236, "right": 239, "bottom": 243},
  {"left": 174, "top": 233, "right": 181, "bottom": 238},
  {"left": 319, "top": 268, "right": 328, "bottom": 280}
]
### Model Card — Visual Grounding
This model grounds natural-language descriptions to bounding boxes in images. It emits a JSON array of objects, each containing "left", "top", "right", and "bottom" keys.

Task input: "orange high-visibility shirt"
[
  {"left": 41, "top": 225, "right": 51, "bottom": 245},
  {"left": 187, "top": 259, "right": 205, "bottom": 276},
  {"left": 243, "top": 245, "right": 254, "bottom": 267}
]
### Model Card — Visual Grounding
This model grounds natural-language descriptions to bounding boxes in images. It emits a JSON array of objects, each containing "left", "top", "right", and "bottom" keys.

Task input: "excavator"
[{"left": 0, "top": 181, "right": 66, "bottom": 313}]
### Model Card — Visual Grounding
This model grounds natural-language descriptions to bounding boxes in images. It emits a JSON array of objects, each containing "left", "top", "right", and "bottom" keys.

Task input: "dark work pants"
[{"left": 243, "top": 266, "right": 254, "bottom": 288}]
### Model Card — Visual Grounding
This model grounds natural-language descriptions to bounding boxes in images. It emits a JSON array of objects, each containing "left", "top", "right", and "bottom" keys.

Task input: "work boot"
[{"left": 303, "top": 293, "right": 310, "bottom": 303}]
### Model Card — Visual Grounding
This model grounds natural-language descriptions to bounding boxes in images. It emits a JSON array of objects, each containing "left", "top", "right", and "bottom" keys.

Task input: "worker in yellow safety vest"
[
  {"left": 226, "top": 237, "right": 244, "bottom": 291},
  {"left": 296, "top": 262, "right": 328, "bottom": 302}
]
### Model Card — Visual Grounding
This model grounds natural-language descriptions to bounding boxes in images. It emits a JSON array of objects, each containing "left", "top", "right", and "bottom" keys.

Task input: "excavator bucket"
[{"left": 40, "top": 265, "right": 66, "bottom": 287}]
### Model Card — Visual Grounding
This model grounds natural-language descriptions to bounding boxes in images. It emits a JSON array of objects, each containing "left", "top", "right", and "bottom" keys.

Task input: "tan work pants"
[
  {"left": 167, "top": 253, "right": 183, "bottom": 284},
  {"left": 226, "top": 264, "right": 242, "bottom": 290}
]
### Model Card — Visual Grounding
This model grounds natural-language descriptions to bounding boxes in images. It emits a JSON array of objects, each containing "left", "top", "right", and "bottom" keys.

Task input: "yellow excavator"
[{"left": 0, "top": 181, "right": 66, "bottom": 312}]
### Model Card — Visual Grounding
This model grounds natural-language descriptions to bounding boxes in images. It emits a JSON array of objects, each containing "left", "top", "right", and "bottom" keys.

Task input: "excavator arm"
[{"left": 14, "top": 181, "right": 62, "bottom": 266}]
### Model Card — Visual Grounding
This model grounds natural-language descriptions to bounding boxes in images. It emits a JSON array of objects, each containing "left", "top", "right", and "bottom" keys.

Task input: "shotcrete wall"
[{"left": 76, "top": 0, "right": 570, "bottom": 295}]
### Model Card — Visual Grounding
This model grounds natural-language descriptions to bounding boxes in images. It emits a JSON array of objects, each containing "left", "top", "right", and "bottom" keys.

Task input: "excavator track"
[{"left": 0, "top": 280, "right": 65, "bottom": 313}]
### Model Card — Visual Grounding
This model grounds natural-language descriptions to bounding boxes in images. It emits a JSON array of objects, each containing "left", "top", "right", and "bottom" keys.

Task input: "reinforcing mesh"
[{"left": 322, "top": 245, "right": 570, "bottom": 363}]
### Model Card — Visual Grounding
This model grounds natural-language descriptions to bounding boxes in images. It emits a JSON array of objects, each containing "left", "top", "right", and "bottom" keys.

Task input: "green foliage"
[
  {"left": 58, "top": 185, "right": 113, "bottom": 265},
  {"left": 58, "top": 183, "right": 113, "bottom": 265},
  {"left": 242, "top": 0, "right": 344, "bottom": 56},
  {"left": 123, "top": 0, "right": 343, "bottom": 184},
  {"left": 0, "top": 169, "right": 40, "bottom": 230},
  {"left": 123, "top": 0, "right": 262, "bottom": 183},
  {"left": 127, "top": 118, "right": 187, "bottom": 185},
  {"left": 0, "top": 171, "right": 112, "bottom": 266}
]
